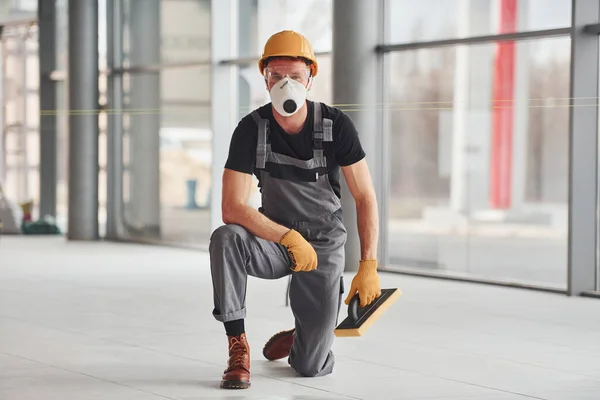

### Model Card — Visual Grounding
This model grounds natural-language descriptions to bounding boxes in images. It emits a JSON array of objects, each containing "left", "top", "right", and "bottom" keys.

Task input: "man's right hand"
[
  {"left": 279, "top": 229, "right": 318, "bottom": 272},
  {"left": 221, "top": 169, "right": 317, "bottom": 272}
]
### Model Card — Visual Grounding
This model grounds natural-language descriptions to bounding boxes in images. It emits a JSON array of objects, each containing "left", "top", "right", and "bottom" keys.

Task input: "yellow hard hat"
[{"left": 258, "top": 30, "right": 318, "bottom": 77}]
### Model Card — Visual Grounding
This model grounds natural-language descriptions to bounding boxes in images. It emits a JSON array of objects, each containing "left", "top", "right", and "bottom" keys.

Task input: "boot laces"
[{"left": 229, "top": 337, "right": 248, "bottom": 367}]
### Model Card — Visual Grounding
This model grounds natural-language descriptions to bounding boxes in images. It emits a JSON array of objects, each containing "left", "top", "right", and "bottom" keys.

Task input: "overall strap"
[
  {"left": 312, "top": 102, "right": 333, "bottom": 160},
  {"left": 313, "top": 101, "right": 323, "bottom": 133},
  {"left": 251, "top": 110, "right": 269, "bottom": 169},
  {"left": 323, "top": 117, "right": 333, "bottom": 142}
]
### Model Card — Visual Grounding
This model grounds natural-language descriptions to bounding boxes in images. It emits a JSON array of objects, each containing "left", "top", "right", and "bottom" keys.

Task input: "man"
[{"left": 209, "top": 30, "right": 381, "bottom": 390}]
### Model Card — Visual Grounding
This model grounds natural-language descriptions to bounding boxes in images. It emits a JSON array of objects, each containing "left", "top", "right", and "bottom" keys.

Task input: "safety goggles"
[{"left": 263, "top": 65, "right": 311, "bottom": 86}]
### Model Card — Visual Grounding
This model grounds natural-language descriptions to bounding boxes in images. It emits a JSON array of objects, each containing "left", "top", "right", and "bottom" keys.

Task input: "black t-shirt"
[{"left": 224, "top": 100, "right": 366, "bottom": 198}]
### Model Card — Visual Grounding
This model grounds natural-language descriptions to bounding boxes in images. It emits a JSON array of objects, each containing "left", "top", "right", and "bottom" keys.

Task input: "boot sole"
[{"left": 220, "top": 379, "right": 251, "bottom": 389}]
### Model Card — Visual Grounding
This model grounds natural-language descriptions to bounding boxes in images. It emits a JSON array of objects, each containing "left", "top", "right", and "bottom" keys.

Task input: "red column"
[{"left": 490, "top": 0, "right": 517, "bottom": 209}]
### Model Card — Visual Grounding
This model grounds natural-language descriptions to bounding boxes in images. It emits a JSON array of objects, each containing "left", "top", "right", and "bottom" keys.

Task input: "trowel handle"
[{"left": 348, "top": 294, "right": 361, "bottom": 323}]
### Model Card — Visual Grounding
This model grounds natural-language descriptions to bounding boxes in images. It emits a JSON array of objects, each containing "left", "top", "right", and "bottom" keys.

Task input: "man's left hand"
[{"left": 344, "top": 259, "right": 382, "bottom": 307}]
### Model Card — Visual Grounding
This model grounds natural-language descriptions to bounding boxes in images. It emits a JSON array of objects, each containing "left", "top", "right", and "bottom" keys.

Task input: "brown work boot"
[
  {"left": 220, "top": 333, "right": 251, "bottom": 389},
  {"left": 262, "top": 328, "right": 295, "bottom": 361}
]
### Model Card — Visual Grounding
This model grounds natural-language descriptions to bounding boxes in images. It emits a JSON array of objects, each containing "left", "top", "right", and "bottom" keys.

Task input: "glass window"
[
  {"left": 0, "top": 23, "right": 40, "bottom": 210},
  {"left": 122, "top": 0, "right": 211, "bottom": 67},
  {"left": 55, "top": 0, "right": 69, "bottom": 230},
  {"left": 160, "top": 0, "right": 211, "bottom": 64},
  {"left": 386, "top": 0, "right": 572, "bottom": 44},
  {"left": 12, "top": 0, "right": 37, "bottom": 12},
  {"left": 55, "top": 0, "right": 68, "bottom": 71},
  {"left": 237, "top": 0, "right": 332, "bottom": 58},
  {"left": 112, "top": 0, "right": 213, "bottom": 245},
  {"left": 120, "top": 65, "right": 212, "bottom": 245},
  {"left": 384, "top": 36, "right": 570, "bottom": 289}
]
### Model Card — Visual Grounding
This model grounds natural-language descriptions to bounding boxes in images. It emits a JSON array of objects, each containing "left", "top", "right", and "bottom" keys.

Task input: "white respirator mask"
[{"left": 268, "top": 77, "right": 309, "bottom": 117}]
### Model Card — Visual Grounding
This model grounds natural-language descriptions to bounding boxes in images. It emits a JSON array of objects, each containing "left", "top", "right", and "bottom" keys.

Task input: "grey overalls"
[{"left": 209, "top": 101, "right": 348, "bottom": 377}]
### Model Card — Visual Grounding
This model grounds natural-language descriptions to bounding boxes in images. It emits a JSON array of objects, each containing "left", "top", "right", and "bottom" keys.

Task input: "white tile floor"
[{"left": 1, "top": 236, "right": 600, "bottom": 400}]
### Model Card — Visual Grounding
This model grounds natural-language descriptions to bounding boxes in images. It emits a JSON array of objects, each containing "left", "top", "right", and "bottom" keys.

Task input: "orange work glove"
[
  {"left": 279, "top": 229, "right": 318, "bottom": 272},
  {"left": 344, "top": 259, "right": 381, "bottom": 307}
]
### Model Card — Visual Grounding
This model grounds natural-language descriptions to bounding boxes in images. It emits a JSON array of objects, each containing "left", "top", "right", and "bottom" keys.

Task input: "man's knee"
[
  {"left": 293, "top": 365, "right": 330, "bottom": 378},
  {"left": 209, "top": 224, "right": 249, "bottom": 250},
  {"left": 290, "top": 354, "right": 334, "bottom": 377}
]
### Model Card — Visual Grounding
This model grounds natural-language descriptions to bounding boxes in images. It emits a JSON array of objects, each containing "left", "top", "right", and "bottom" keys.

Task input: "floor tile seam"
[
  {"left": 411, "top": 395, "right": 541, "bottom": 400},
  {"left": 395, "top": 316, "right": 600, "bottom": 354},
  {"left": 0, "top": 313, "right": 221, "bottom": 340},
  {"left": 335, "top": 355, "right": 551, "bottom": 400},
  {"left": 423, "top": 391, "right": 600, "bottom": 400},
  {"left": 0, "top": 354, "right": 74, "bottom": 377},
  {"left": 1, "top": 317, "right": 360, "bottom": 400},
  {"left": 102, "top": 339, "right": 363, "bottom": 399},
  {"left": 0, "top": 313, "right": 291, "bottom": 368},
  {"left": 398, "top": 302, "right": 600, "bottom": 334},
  {"left": 0, "top": 276, "right": 207, "bottom": 296},
  {"left": 4, "top": 314, "right": 600, "bottom": 383},
  {"left": 0, "top": 351, "right": 178, "bottom": 400},
  {"left": 0, "top": 316, "right": 229, "bottom": 369},
  {"left": 8, "top": 300, "right": 599, "bottom": 355},
  {"left": 388, "top": 392, "right": 541, "bottom": 400},
  {"left": 359, "top": 335, "right": 600, "bottom": 379}
]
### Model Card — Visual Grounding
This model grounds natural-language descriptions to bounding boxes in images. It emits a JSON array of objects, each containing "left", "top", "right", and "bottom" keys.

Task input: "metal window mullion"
[
  {"left": 109, "top": 59, "right": 211, "bottom": 74},
  {"left": 219, "top": 50, "right": 332, "bottom": 67},
  {"left": 67, "top": 0, "right": 100, "bottom": 240},
  {"left": 378, "top": 0, "right": 390, "bottom": 266},
  {"left": 333, "top": 0, "right": 380, "bottom": 272},
  {"left": 0, "top": 39, "right": 6, "bottom": 186},
  {"left": 377, "top": 27, "right": 572, "bottom": 52},
  {"left": 210, "top": 0, "right": 239, "bottom": 232},
  {"left": 38, "top": 0, "right": 58, "bottom": 218},
  {"left": 567, "top": 0, "right": 600, "bottom": 296},
  {"left": 106, "top": 0, "right": 125, "bottom": 240},
  {"left": 19, "top": 34, "right": 28, "bottom": 203}
]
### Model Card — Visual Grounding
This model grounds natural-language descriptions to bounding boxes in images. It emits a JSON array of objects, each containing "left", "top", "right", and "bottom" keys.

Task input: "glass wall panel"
[
  {"left": 158, "top": 65, "right": 211, "bottom": 244},
  {"left": 122, "top": 0, "right": 211, "bottom": 66},
  {"left": 384, "top": 36, "right": 570, "bottom": 289},
  {"left": 120, "top": 65, "right": 211, "bottom": 245},
  {"left": 597, "top": 40, "right": 600, "bottom": 293},
  {"left": 110, "top": 0, "right": 212, "bottom": 245},
  {"left": 54, "top": 0, "right": 68, "bottom": 231},
  {"left": 0, "top": 22, "right": 39, "bottom": 214},
  {"left": 237, "top": 0, "right": 332, "bottom": 59},
  {"left": 12, "top": 0, "right": 37, "bottom": 12},
  {"left": 386, "top": 0, "right": 571, "bottom": 44}
]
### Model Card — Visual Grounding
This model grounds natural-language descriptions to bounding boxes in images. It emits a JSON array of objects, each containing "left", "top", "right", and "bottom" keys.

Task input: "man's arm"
[
  {"left": 221, "top": 168, "right": 289, "bottom": 243},
  {"left": 340, "top": 158, "right": 381, "bottom": 306},
  {"left": 221, "top": 168, "right": 319, "bottom": 272},
  {"left": 341, "top": 158, "right": 379, "bottom": 260}
]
